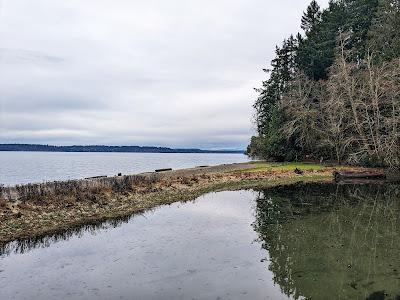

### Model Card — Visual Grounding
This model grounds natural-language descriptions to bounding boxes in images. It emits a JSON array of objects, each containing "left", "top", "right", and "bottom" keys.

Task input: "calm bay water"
[
  {"left": 1, "top": 182, "right": 399, "bottom": 299},
  {"left": 0, "top": 152, "right": 249, "bottom": 186}
]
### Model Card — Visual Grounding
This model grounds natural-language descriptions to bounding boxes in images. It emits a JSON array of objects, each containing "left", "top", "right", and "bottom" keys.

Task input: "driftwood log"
[
  {"left": 334, "top": 170, "right": 386, "bottom": 182},
  {"left": 155, "top": 168, "right": 173, "bottom": 173},
  {"left": 84, "top": 175, "right": 108, "bottom": 180}
]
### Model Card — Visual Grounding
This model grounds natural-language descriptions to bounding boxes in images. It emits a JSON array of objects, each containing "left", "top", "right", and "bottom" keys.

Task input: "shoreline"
[
  {"left": 0, "top": 144, "right": 244, "bottom": 154},
  {"left": 0, "top": 161, "right": 377, "bottom": 247}
]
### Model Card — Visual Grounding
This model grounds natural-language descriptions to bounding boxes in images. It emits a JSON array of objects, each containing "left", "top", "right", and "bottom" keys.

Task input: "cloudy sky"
[{"left": 0, "top": 0, "right": 329, "bottom": 149}]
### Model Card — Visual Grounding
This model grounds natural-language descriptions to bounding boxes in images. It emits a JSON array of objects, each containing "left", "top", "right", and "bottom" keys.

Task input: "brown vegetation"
[
  {"left": 0, "top": 162, "right": 352, "bottom": 246},
  {"left": 281, "top": 33, "right": 400, "bottom": 166}
]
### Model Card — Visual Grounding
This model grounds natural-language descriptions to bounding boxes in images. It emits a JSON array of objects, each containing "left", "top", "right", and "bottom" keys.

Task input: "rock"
[{"left": 294, "top": 168, "right": 304, "bottom": 175}]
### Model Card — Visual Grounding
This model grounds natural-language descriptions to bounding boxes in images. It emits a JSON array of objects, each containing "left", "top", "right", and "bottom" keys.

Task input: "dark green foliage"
[
  {"left": 252, "top": 36, "right": 299, "bottom": 160},
  {"left": 246, "top": 136, "right": 265, "bottom": 159},
  {"left": 297, "top": 1, "right": 345, "bottom": 80},
  {"left": 368, "top": 0, "right": 400, "bottom": 61},
  {"left": 262, "top": 107, "right": 297, "bottom": 161},
  {"left": 343, "top": 0, "right": 379, "bottom": 58},
  {"left": 250, "top": 0, "right": 399, "bottom": 166},
  {"left": 297, "top": 0, "right": 379, "bottom": 79},
  {"left": 254, "top": 36, "right": 299, "bottom": 132},
  {"left": 301, "top": 0, "right": 322, "bottom": 33}
]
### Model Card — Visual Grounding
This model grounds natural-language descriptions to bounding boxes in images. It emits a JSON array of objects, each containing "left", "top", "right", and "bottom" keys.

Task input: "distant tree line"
[
  {"left": 0, "top": 144, "right": 243, "bottom": 154},
  {"left": 248, "top": 0, "right": 400, "bottom": 166}
]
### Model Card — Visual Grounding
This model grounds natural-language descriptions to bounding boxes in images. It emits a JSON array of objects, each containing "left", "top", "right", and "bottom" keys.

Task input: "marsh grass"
[
  {"left": 1, "top": 175, "right": 159, "bottom": 204},
  {"left": 0, "top": 173, "right": 331, "bottom": 252},
  {"left": 0, "top": 162, "right": 339, "bottom": 205},
  {"left": 0, "top": 162, "right": 355, "bottom": 245}
]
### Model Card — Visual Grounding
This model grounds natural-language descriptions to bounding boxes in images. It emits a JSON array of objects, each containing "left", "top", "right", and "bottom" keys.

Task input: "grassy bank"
[{"left": 0, "top": 162, "right": 368, "bottom": 246}]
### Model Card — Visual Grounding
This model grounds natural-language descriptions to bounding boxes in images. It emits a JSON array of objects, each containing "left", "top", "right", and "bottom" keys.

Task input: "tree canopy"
[{"left": 248, "top": 0, "right": 400, "bottom": 166}]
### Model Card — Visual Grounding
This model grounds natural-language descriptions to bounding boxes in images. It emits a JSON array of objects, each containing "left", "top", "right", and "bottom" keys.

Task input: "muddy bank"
[{"left": 0, "top": 162, "right": 372, "bottom": 246}]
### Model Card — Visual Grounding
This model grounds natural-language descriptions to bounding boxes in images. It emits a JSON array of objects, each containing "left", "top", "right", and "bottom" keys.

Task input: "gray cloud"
[{"left": 0, "top": 0, "right": 330, "bottom": 149}]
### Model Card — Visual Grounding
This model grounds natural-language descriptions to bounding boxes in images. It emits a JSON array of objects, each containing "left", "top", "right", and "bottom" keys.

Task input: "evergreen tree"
[
  {"left": 343, "top": 0, "right": 379, "bottom": 59},
  {"left": 368, "top": 0, "right": 400, "bottom": 61},
  {"left": 297, "top": 1, "right": 346, "bottom": 80},
  {"left": 249, "top": 0, "right": 399, "bottom": 165},
  {"left": 253, "top": 37, "right": 299, "bottom": 160},
  {"left": 301, "top": 0, "right": 322, "bottom": 33}
]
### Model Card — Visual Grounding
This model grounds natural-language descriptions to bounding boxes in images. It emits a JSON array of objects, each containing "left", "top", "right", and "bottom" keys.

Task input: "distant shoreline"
[{"left": 0, "top": 144, "right": 244, "bottom": 154}]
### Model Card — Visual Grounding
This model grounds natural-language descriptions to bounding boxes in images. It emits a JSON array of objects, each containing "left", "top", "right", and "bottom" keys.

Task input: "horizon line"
[{"left": 0, "top": 143, "right": 245, "bottom": 153}]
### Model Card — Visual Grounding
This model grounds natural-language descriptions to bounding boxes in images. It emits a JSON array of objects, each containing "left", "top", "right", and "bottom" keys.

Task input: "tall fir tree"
[
  {"left": 368, "top": 0, "right": 400, "bottom": 61},
  {"left": 343, "top": 0, "right": 379, "bottom": 60},
  {"left": 253, "top": 37, "right": 299, "bottom": 160},
  {"left": 297, "top": 1, "right": 346, "bottom": 80},
  {"left": 301, "top": 0, "right": 322, "bottom": 33}
]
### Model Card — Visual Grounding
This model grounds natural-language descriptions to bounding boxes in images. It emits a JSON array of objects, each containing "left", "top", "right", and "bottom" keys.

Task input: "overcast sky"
[{"left": 0, "top": 0, "right": 329, "bottom": 149}]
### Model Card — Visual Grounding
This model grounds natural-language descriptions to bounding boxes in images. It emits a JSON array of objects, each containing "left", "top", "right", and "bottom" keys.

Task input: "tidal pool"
[{"left": 0, "top": 182, "right": 399, "bottom": 299}]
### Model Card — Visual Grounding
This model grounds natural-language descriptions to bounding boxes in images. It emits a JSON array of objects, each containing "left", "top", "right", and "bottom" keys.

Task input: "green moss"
[
  {"left": 241, "top": 161, "right": 325, "bottom": 173},
  {"left": 146, "top": 173, "right": 331, "bottom": 206}
]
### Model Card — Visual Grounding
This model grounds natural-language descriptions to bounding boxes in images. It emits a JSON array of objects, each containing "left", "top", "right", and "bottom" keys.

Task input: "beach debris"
[
  {"left": 294, "top": 168, "right": 304, "bottom": 175},
  {"left": 333, "top": 170, "right": 385, "bottom": 182},
  {"left": 155, "top": 168, "right": 172, "bottom": 173},
  {"left": 85, "top": 175, "right": 108, "bottom": 180}
]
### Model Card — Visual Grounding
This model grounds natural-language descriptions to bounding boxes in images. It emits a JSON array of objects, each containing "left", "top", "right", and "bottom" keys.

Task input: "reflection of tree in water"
[{"left": 253, "top": 182, "right": 400, "bottom": 299}]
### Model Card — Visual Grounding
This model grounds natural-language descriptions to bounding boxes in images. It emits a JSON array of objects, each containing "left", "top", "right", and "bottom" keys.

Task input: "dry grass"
[
  {"left": 0, "top": 198, "right": 6, "bottom": 209},
  {"left": 1, "top": 175, "right": 158, "bottom": 204},
  {"left": 0, "top": 162, "right": 372, "bottom": 246}
]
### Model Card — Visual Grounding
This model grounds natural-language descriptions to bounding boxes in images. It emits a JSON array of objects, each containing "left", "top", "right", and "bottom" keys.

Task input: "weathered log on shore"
[
  {"left": 334, "top": 170, "right": 386, "bottom": 182},
  {"left": 85, "top": 175, "right": 108, "bottom": 180},
  {"left": 155, "top": 168, "right": 173, "bottom": 173}
]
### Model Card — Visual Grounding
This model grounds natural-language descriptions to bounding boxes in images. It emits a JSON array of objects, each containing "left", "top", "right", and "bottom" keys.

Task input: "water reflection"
[
  {"left": 2, "top": 218, "right": 117, "bottom": 257},
  {"left": 0, "top": 210, "right": 155, "bottom": 257},
  {"left": 1, "top": 183, "right": 400, "bottom": 299},
  {"left": 253, "top": 182, "right": 400, "bottom": 299},
  {"left": 0, "top": 191, "right": 285, "bottom": 300}
]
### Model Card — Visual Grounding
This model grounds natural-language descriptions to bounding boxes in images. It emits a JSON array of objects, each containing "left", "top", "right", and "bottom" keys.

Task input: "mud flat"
[{"left": 0, "top": 161, "right": 375, "bottom": 246}]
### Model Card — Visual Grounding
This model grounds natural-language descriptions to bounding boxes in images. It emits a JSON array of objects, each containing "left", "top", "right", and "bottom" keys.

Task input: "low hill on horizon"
[{"left": 0, "top": 144, "right": 244, "bottom": 154}]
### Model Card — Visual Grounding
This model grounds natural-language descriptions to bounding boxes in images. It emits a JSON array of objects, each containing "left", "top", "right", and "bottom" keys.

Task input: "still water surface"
[
  {"left": 0, "top": 152, "right": 249, "bottom": 186},
  {"left": 0, "top": 182, "right": 399, "bottom": 299}
]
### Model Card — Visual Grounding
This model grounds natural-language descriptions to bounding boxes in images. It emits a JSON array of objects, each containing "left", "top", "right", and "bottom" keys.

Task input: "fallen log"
[
  {"left": 333, "top": 170, "right": 386, "bottom": 182},
  {"left": 85, "top": 175, "right": 108, "bottom": 180},
  {"left": 155, "top": 168, "right": 173, "bottom": 173}
]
